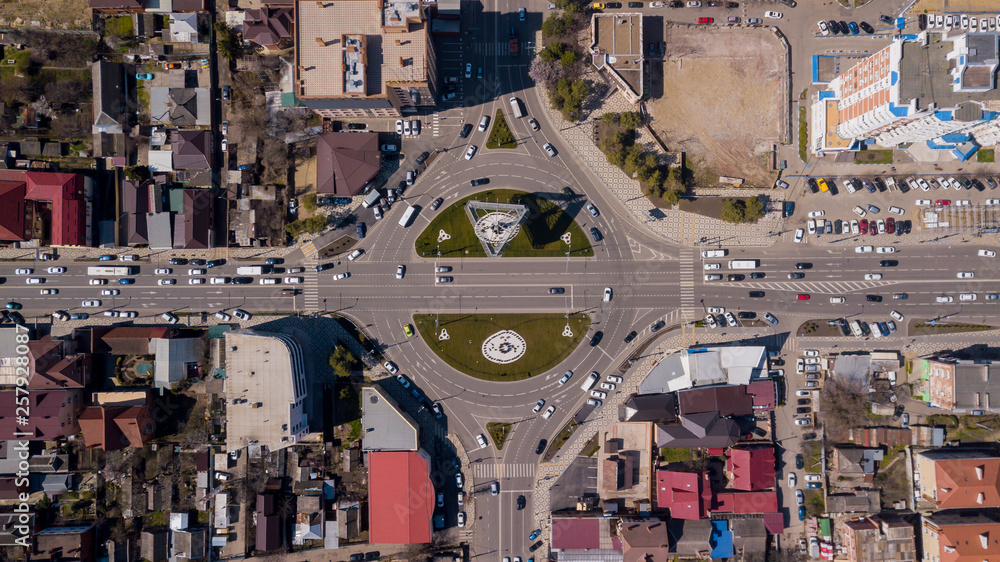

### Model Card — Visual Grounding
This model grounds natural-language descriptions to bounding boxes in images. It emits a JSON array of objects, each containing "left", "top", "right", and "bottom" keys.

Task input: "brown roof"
[
  {"left": 102, "top": 327, "right": 169, "bottom": 355},
  {"left": 0, "top": 390, "right": 81, "bottom": 440},
  {"left": 78, "top": 404, "right": 154, "bottom": 451},
  {"left": 173, "top": 130, "right": 212, "bottom": 170},
  {"left": 315, "top": 132, "right": 381, "bottom": 196},
  {"left": 27, "top": 336, "right": 91, "bottom": 389},
  {"left": 244, "top": 7, "right": 294, "bottom": 48},
  {"left": 172, "top": 188, "right": 211, "bottom": 249},
  {"left": 89, "top": 0, "right": 143, "bottom": 8},
  {"left": 677, "top": 385, "right": 754, "bottom": 417},
  {"left": 620, "top": 518, "right": 671, "bottom": 562},
  {"left": 33, "top": 525, "right": 95, "bottom": 562}
]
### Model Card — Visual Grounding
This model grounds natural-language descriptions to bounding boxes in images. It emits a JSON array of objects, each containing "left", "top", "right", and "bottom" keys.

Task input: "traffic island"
[
  {"left": 542, "top": 420, "right": 579, "bottom": 463},
  {"left": 486, "top": 109, "right": 517, "bottom": 149},
  {"left": 415, "top": 189, "right": 594, "bottom": 258},
  {"left": 911, "top": 321, "right": 993, "bottom": 335},
  {"left": 412, "top": 313, "right": 590, "bottom": 380},
  {"left": 487, "top": 422, "right": 511, "bottom": 450}
]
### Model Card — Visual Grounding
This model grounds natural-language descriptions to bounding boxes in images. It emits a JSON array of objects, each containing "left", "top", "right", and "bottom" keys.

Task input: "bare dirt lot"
[
  {"left": 0, "top": 0, "right": 91, "bottom": 30},
  {"left": 649, "top": 24, "right": 787, "bottom": 186}
]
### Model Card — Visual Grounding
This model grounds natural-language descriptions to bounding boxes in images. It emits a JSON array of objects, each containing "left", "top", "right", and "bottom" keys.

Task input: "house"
[
  {"left": 826, "top": 491, "right": 881, "bottom": 514},
  {"left": 620, "top": 393, "right": 677, "bottom": 423},
  {"left": 676, "top": 385, "right": 754, "bottom": 417},
  {"left": 0, "top": 170, "right": 89, "bottom": 247},
  {"left": 367, "top": 451, "right": 433, "bottom": 544},
  {"left": 243, "top": 6, "right": 294, "bottom": 50},
  {"left": 665, "top": 519, "right": 714, "bottom": 558},
  {"left": 140, "top": 529, "right": 170, "bottom": 562},
  {"left": 656, "top": 413, "right": 741, "bottom": 449},
  {"left": 92, "top": 61, "right": 130, "bottom": 138},
  {"left": 121, "top": 180, "right": 149, "bottom": 245},
  {"left": 32, "top": 525, "right": 95, "bottom": 562},
  {"left": 924, "top": 357, "right": 1000, "bottom": 413},
  {"left": 550, "top": 517, "right": 605, "bottom": 551},
  {"left": 89, "top": 0, "right": 144, "bottom": 13},
  {"left": 915, "top": 449, "right": 1000, "bottom": 509},
  {"left": 619, "top": 518, "right": 671, "bottom": 562},
  {"left": 25, "top": 335, "right": 91, "bottom": 389},
  {"left": 834, "top": 446, "right": 884, "bottom": 476},
  {"left": 0, "top": 389, "right": 83, "bottom": 441},
  {"left": 171, "top": 527, "right": 206, "bottom": 559},
  {"left": 921, "top": 510, "right": 1000, "bottom": 562},
  {"left": 714, "top": 491, "right": 778, "bottom": 514},
  {"left": 315, "top": 132, "right": 381, "bottom": 197},
  {"left": 336, "top": 500, "right": 361, "bottom": 544},
  {"left": 256, "top": 494, "right": 283, "bottom": 551},
  {"left": 655, "top": 470, "right": 712, "bottom": 520},
  {"left": 0, "top": 512, "right": 38, "bottom": 546},
  {"left": 168, "top": 13, "right": 200, "bottom": 43},
  {"left": 153, "top": 328, "right": 205, "bottom": 387},
  {"left": 843, "top": 515, "right": 916, "bottom": 562},
  {"left": 101, "top": 327, "right": 170, "bottom": 356},
  {"left": 171, "top": 189, "right": 212, "bottom": 249},
  {"left": 173, "top": 130, "right": 212, "bottom": 170},
  {"left": 149, "top": 88, "right": 211, "bottom": 127},
  {"left": 77, "top": 391, "right": 154, "bottom": 451},
  {"left": 726, "top": 446, "right": 777, "bottom": 491},
  {"left": 361, "top": 386, "right": 419, "bottom": 451}
]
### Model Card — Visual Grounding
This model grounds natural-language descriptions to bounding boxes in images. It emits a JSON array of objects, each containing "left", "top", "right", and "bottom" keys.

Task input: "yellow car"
[
  {"left": 593, "top": 2, "right": 606, "bottom": 8},
  {"left": 817, "top": 178, "right": 829, "bottom": 192},
  {"left": 404, "top": 324, "right": 415, "bottom": 337}
]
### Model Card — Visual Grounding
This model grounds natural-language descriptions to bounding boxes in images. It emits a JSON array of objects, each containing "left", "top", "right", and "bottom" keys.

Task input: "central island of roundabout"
[{"left": 411, "top": 188, "right": 595, "bottom": 380}]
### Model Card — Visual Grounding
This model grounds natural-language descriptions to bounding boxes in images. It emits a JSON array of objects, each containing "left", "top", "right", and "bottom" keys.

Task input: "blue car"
[
  {"left": 848, "top": 21, "right": 859, "bottom": 34},
  {"left": 99, "top": 255, "right": 115, "bottom": 261},
  {"left": 529, "top": 529, "right": 541, "bottom": 541},
  {"left": 136, "top": 72, "right": 154, "bottom": 81},
  {"left": 118, "top": 278, "right": 135, "bottom": 285},
  {"left": 798, "top": 506, "right": 806, "bottom": 521},
  {"left": 807, "top": 482, "right": 822, "bottom": 489}
]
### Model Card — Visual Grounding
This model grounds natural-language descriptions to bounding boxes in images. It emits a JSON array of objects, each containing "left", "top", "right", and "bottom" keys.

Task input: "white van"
[
  {"left": 259, "top": 278, "right": 278, "bottom": 285},
  {"left": 509, "top": 97, "right": 525, "bottom": 118},
  {"left": 348, "top": 249, "right": 364, "bottom": 261},
  {"left": 849, "top": 320, "right": 864, "bottom": 338},
  {"left": 580, "top": 372, "right": 600, "bottom": 391},
  {"left": 210, "top": 277, "right": 228, "bottom": 284}
]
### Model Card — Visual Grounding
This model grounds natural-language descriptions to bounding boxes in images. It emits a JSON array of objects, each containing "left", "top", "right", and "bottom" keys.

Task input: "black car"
[
  {"left": 69, "top": 313, "right": 89, "bottom": 320},
  {"left": 796, "top": 454, "right": 804, "bottom": 469},
  {"left": 471, "top": 178, "right": 489, "bottom": 187},
  {"left": 737, "top": 311, "right": 756, "bottom": 319},
  {"left": 356, "top": 222, "right": 366, "bottom": 239},
  {"left": 873, "top": 177, "right": 887, "bottom": 192},
  {"left": 590, "top": 331, "right": 603, "bottom": 346},
  {"left": 651, "top": 320, "right": 666, "bottom": 332},
  {"left": 168, "top": 258, "right": 188, "bottom": 265},
  {"left": 859, "top": 21, "right": 874, "bottom": 33},
  {"left": 788, "top": 272, "right": 805, "bottom": 279},
  {"left": 624, "top": 330, "right": 638, "bottom": 343},
  {"left": 206, "top": 259, "right": 225, "bottom": 268},
  {"left": 879, "top": 260, "right": 898, "bottom": 267},
  {"left": 264, "top": 257, "right": 283, "bottom": 265},
  {"left": 189, "top": 259, "right": 207, "bottom": 266},
  {"left": 346, "top": 123, "right": 367, "bottom": 130},
  {"left": 807, "top": 177, "right": 819, "bottom": 192},
  {"left": 797, "top": 398, "right": 810, "bottom": 406},
  {"left": 838, "top": 318, "right": 851, "bottom": 336},
  {"left": 839, "top": 21, "right": 849, "bottom": 34},
  {"left": 459, "top": 123, "right": 473, "bottom": 138},
  {"left": 828, "top": 20, "right": 841, "bottom": 34},
  {"left": 803, "top": 432, "right": 818, "bottom": 441},
  {"left": 590, "top": 227, "right": 603, "bottom": 242},
  {"left": 627, "top": 1, "right": 643, "bottom": 6},
  {"left": 349, "top": 555, "right": 365, "bottom": 562},
  {"left": 222, "top": 85, "right": 231, "bottom": 100},
  {"left": 231, "top": 277, "right": 253, "bottom": 284},
  {"left": 517, "top": 494, "right": 527, "bottom": 509},
  {"left": 879, "top": 14, "right": 893, "bottom": 24},
  {"left": 784, "top": 201, "right": 795, "bottom": 217},
  {"left": 365, "top": 553, "right": 380, "bottom": 561},
  {"left": 796, "top": 407, "right": 811, "bottom": 414},
  {"left": 727, "top": 274, "right": 744, "bottom": 282},
  {"left": 866, "top": 294, "right": 883, "bottom": 302},
  {"left": 891, "top": 404, "right": 904, "bottom": 421},
  {"left": 529, "top": 541, "right": 543, "bottom": 552},
  {"left": 749, "top": 291, "right": 766, "bottom": 298},
  {"left": 430, "top": 197, "right": 444, "bottom": 211},
  {"left": 415, "top": 151, "right": 430, "bottom": 165},
  {"left": 917, "top": 13, "right": 926, "bottom": 29},
  {"left": 548, "top": 287, "right": 565, "bottom": 294},
  {"left": 535, "top": 440, "right": 547, "bottom": 455},
  {"left": 605, "top": 2, "right": 622, "bottom": 7},
  {"left": 314, "top": 262, "right": 334, "bottom": 272},
  {"left": 562, "top": 186, "right": 576, "bottom": 196},
  {"left": 749, "top": 272, "right": 765, "bottom": 279},
  {"left": 668, "top": 0, "right": 682, "bottom": 6},
  {"left": 795, "top": 262, "right": 812, "bottom": 269}
]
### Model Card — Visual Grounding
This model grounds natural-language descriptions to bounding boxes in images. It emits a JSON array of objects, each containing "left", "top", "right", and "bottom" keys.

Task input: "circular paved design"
[
  {"left": 481, "top": 330, "right": 527, "bottom": 364},
  {"left": 473, "top": 212, "right": 523, "bottom": 246}
]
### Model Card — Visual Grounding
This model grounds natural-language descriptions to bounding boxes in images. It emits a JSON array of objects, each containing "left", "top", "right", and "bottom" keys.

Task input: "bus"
[
  {"left": 398, "top": 205, "right": 418, "bottom": 227},
  {"left": 88, "top": 266, "right": 134, "bottom": 276},
  {"left": 728, "top": 259, "right": 759, "bottom": 269}
]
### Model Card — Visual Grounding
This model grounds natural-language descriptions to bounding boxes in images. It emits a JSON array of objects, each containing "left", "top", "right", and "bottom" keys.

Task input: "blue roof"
[
  {"left": 819, "top": 90, "right": 836, "bottom": 100},
  {"left": 890, "top": 71, "right": 898, "bottom": 86},
  {"left": 926, "top": 139, "right": 958, "bottom": 150},
  {"left": 895, "top": 17, "right": 905, "bottom": 29},
  {"left": 934, "top": 110, "right": 954, "bottom": 121},
  {"left": 812, "top": 55, "right": 833, "bottom": 84},
  {"left": 952, "top": 141, "right": 979, "bottom": 161},
  {"left": 941, "top": 132, "right": 971, "bottom": 144},
  {"left": 889, "top": 103, "right": 908, "bottom": 117},
  {"left": 710, "top": 520, "right": 734, "bottom": 558}
]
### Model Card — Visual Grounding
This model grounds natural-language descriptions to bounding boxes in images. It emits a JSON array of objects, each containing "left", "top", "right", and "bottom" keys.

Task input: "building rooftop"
[
  {"left": 898, "top": 34, "right": 998, "bottom": 122},
  {"left": 315, "top": 132, "right": 381, "bottom": 196},
  {"left": 726, "top": 446, "right": 777, "bottom": 491},
  {"left": 361, "top": 386, "right": 418, "bottom": 452},
  {"left": 655, "top": 470, "right": 712, "bottom": 520},
  {"left": 677, "top": 385, "right": 754, "bottom": 417},
  {"left": 551, "top": 517, "right": 603, "bottom": 550},
  {"left": 591, "top": 13, "right": 644, "bottom": 100},
  {"left": 639, "top": 346, "right": 767, "bottom": 394},
  {"left": 368, "top": 451, "right": 433, "bottom": 544}
]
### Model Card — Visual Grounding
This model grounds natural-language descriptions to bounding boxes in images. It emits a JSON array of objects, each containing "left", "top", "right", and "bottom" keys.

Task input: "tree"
[
  {"left": 721, "top": 199, "right": 747, "bottom": 223},
  {"left": 328, "top": 345, "right": 359, "bottom": 378},
  {"left": 303, "top": 193, "right": 317, "bottom": 212},
  {"left": 539, "top": 42, "right": 567, "bottom": 63},
  {"left": 601, "top": 112, "right": 620, "bottom": 127},
  {"left": 819, "top": 376, "right": 870, "bottom": 441},
  {"left": 124, "top": 166, "right": 150, "bottom": 182},
  {"left": 619, "top": 111, "right": 642, "bottom": 130},
  {"left": 528, "top": 57, "right": 563, "bottom": 87},
  {"left": 214, "top": 22, "right": 242, "bottom": 61},
  {"left": 559, "top": 49, "right": 579, "bottom": 67},
  {"left": 542, "top": 14, "right": 569, "bottom": 37},
  {"left": 744, "top": 196, "right": 766, "bottom": 222},
  {"left": 662, "top": 188, "right": 681, "bottom": 206},
  {"left": 551, "top": 78, "right": 589, "bottom": 121}
]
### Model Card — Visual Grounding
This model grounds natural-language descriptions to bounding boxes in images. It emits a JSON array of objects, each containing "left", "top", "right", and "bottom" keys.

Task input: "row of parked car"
[{"left": 932, "top": 13, "right": 1000, "bottom": 32}]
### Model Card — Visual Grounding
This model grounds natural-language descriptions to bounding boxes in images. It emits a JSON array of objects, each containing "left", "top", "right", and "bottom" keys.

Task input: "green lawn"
[
  {"left": 798, "top": 106, "right": 808, "bottom": 163},
  {"left": 855, "top": 149, "right": 893, "bottom": 164},
  {"left": 106, "top": 16, "right": 134, "bottom": 37},
  {"left": 413, "top": 313, "right": 590, "bottom": 380},
  {"left": 486, "top": 108, "right": 517, "bottom": 149},
  {"left": 978, "top": 149, "right": 995, "bottom": 163},
  {"left": 487, "top": 422, "right": 512, "bottom": 449},
  {"left": 415, "top": 189, "right": 594, "bottom": 258},
  {"left": 660, "top": 448, "right": 694, "bottom": 463}
]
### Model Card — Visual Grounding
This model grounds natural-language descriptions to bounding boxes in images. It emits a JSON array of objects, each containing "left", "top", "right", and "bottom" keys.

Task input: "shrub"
[
  {"left": 303, "top": 193, "right": 317, "bottom": 212},
  {"left": 619, "top": 111, "right": 642, "bottom": 130}
]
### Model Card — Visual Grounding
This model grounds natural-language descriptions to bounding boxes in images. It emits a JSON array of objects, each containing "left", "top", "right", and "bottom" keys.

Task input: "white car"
[
  {"left": 348, "top": 249, "right": 363, "bottom": 261},
  {"left": 960, "top": 293, "right": 977, "bottom": 301},
  {"left": 100, "top": 289, "right": 120, "bottom": 296},
  {"left": 986, "top": 199, "right": 1000, "bottom": 206},
  {"left": 804, "top": 357, "right": 820, "bottom": 365},
  {"left": 852, "top": 206, "right": 867, "bottom": 218},
  {"left": 542, "top": 405, "right": 555, "bottom": 419},
  {"left": 855, "top": 245, "right": 873, "bottom": 254},
  {"left": 817, "top": 20, "right": 829, "bottom": 35},
  {"left": 804, "top": 350, "right": 819, "bottom": 357},
  {"left": 14, "top": 268, "right": 32, "bottom": 275},
  {"left": 876, "top": 246, "right": 895, "bottom": 254},
  {"left": 807, "top": 220, "right": 816, "bottom": 235},
  {"left": 708, "top": 306, "right": 725, "bottom": 314},
  {"left": 795, "top": 419, "right": 810, "bottom": 426},
  {"left": 559, "top": 370, "right": 573, "bottom": 385},
  {"left": 793, "top": 228, "right": 804, "bottom": 243},
  {"left": 397, "top": 265, "right": 406, "bottom": 280},
  {"left": 465, "top": 63, "right": 472, "bottom": 79},
  {"left": 936, "top": 295, "right": 954, "bottom": 303},
  {"left": 465, "top": 145, "right": 478, "bottom": 160},
  {"left": 979, "top": 250, "right": 997, "bottom": 257},
  {"left": 395, "top": 120, "right": 403, "bottom": 134},
  {"left": 701, "top": 249, "right": 727, "bottom": 258},
  {"left": 917, "top": 178, "right": 930, "bottom": 191},
  {"left": 850, "top": 220, "right": 859, "bottom": 234},
  {"left": 189, "top": 278, "right": 205, "bottom": 285},
  {"left": 104, "top": 311, "right": 119, "bottom": 318},
  {"left": 121, "top": 311, "right": 138, "bottom": 319},
  {"left": 704, "top": 263, "right": 721, "bottom": 270},
  {"left": 601, "top": 382, "right": 616, "bottom": 391},
  {"left": 957, "top": 271, "right": 975, "bottom": 278},
  {"left": 41, "top": 289, "right": 57, "bottom": 295},
  {"left": 607, "top": 375, "right": 623, "bottom": 383},
  {"left": 805, "top": 474, "right": 821, "bottom": 483},
  {"left": 233, "top": 309, "right": 252, "bottom": 321},
  {"left": 333, "top": 272, "right": 350, "bottom": 281},
  {"left": 764, "top": 10, "right": 782, "bottom": 18},
  {"left": 25, "top": 278, "right": 43, "bottom": 284},
  {"left": 590, "top": 390, "right": 607, "bottom": 400},
  {"left": 210, "top": 277, "right": 228, "bottom": 284},
  {"left": 90, "top": 279, "right": 108, "bottom": 285},
  {"left": 154, "top": 268, "right": 172, "bottom": 275},
  {"left": 724, "top": 312, "right": 737, "bottom": 327},
  {"left": 81, "top": 300, "right": 101, "bottom": 308},
  {"left": 384, "top": 361, "right": 398, "bottom": 374},
  {"left": 888, "top": 206, "right": 904, "bottom": 216},
  {"left": 705, "top": 274, "right": 722, "bottom": 281},
  {"left": 476, "top": 434, "right": 488, "bottom": 448},
  {"left": 284, "top": 277, "right": 304, "bottom": 284},
  {"left": 937, "top": 177, "right": 949, "bottom": 189},
  {"left": 543, "top": 143, "right": 557, "bottom": 157},
  {"left": 158, "top": 279, "right": 176, "bottom": 285},
  {"left": 864, "top": 273, "right": 883, "bottom": 281},
  {"left": 533, "top": 399, "right": 545, "bottom": 413},
  {"left": 188, "top": 268, "right": 206, "bottom": 275},
  {"left": 807, "top": 210, "right": 825, "bottom": 218},
  {"left": 956, "top": 200, "right": 971, "bottom": 207},
  {"left": 890, "top": 310, "right": 904, "bottom": 322},
  {"left": 46, "top": 267, "right": 65, "bottom": 274},
  {"left": 788, "top": 473, "right": 797, "bottom": 487},
  {"left": 403, "top": 120, "right": 411, "bottom": 136},
  {"left": 215, "top": 311, "right": 232, "bottom": 322},
  {"left": 916, "top": 199, "right": 932, "bottom": 206},
  {"left": 795, "top": 390, "right": 810, "bottom": 397},
  {"left": 830, "top": 297, "right": 845, "bottom": 304},
  {"left": 603, "top": 287, "right": 613, "bottom": 302},
  {"left": 704, "top": 314, "right": 718, "bottom": 329}
]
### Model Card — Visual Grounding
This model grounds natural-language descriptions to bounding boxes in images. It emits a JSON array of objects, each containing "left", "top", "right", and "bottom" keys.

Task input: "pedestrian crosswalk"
[
  {"left": 300, "top": 240, "right": 318, "bottom": 260},
  {"left": 303, "top": 269, "right": 320, "bottom": 312},
  {"left": 472, "top": 462, "right": 536, "bottom": 479},
  {"left": 742, "top": 280, "right": 886, "bottom": 295},
  {"left": 679, "top": 250, "right": 695, "bottom": 308},
  {"left": 472, "top": 41, "right": 534, "bottom": 56}
]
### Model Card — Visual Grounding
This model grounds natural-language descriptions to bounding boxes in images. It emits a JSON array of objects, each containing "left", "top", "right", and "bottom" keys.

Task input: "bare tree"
[{"left": 819, "top": 376, "right": 870, "bottom": 441}]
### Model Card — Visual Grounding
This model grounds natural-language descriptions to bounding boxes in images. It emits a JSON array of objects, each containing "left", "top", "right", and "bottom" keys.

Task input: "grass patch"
[
  {"left": 414, "top": 189, "right": 593, "bottom": 258},
  {"left": 486, "top": 109, "right": 517, "bottom": 149},
  {"left": 855, "top": 149, "right": 893, "bottom": 165},
  {"left": 804, "top": 489, "right": 825, "bottom": 517},
  {"left": 802, "top": 440, "right": 822, "bottom": 473},
  {"left": 487, "top": 422, "right": 512, "bottom": 449},
  {"left": 798, "top": 106, "right": 808, "bottom": 163},
  {"left": 413, "top": 313, "right": 589, "bottom": 380},
  {"left": 978, "top": 149, "right": 995, "bottom": 163},
  {"left": 543, "top": 420, "right": 579, "bottom": 463},
  {"left": 581, "top": 433, "right": 600, "bottom": 457},
  {"left": 106, "top": 15, "right": 134, "bottom": 37},
  {"left": 677, "top": 196, "right": 762, "bottom": 223},
  {"left": 659, "top": 447, "right": 694, "bottom": 463},
  {"left": 911, "top": 322, "right": 993, "bottom": 335},
  {"left": 926, "top": 414, "right": 959, "bottom": 428},
  {"left": 347, "top": 419, "right": 362, "bottom": 442}
]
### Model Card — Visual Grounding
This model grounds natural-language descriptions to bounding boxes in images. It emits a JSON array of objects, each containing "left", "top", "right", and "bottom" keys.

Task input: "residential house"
[
  {"left": 92, "top": 61, "right": 130, "bottom": 158},
  {"left": 676, "top": 385, "right": 755, "bottom": 417},
  {"left": 0, "top": 389, "right": 83, "bottom": 441},
  {"left": 141, "top": 528, "right": 172, "bottom": 561},
  {"left": 27, "top": 335, "right": 92, "bottom": 389},
  {"left": 619, "top": 518, "right": 671, "bottom": 562},
  {"left": 31, "top": 525, "right": 95, "bottom": 562},
  {"left": 0, "top": 170, "right": 89, "bottom": 247},
  {"left": 149, "top": 88, "right": 211, "bottom": 127},
  {"left": 256, "top": 494, "right": 283, "bottom": 551},
  {"left": 655, "top": 470, "right": 712, "bottom": 520},
  {"left": 367, "top": 451, "right": 433, "bottom": 544},
  {"left": 834, "top": 446, "right": 884, "bottom": 476},
  {"left": 922, "top": 510, "right": 1000, "bottom": 562},
  {"left": 101, "top": 327, "right": 170, "bottom": 356},
  {"left": 655, "top": 413, "right": 741, "bottom": 449},
  {"left": 168, "top": 13, "right": 200, "bottom": 43},
  {"left": 173, "top": 130, "right": 212, "bottom": 170},
  {"left": 89, "top": 0, "right": 144, "bottom": 14},
  {"left": 120, "top": 180, "right": 149, "bottom": 245},
  {"left": 243, "top": 7, "right": 294, "bottom": 50},
  {"left": 77, "top": 391, "right": 154, "bottom": 451},
  {"left": 726, "top": 446, "right": 777, "bottom": 491},
  {"left": 666, "top": 519, "right": 714, "bottom": 558},
  {"left": 361, "top": 386, "right": 419, "bottom": 451},
  {"left": 842, "top": 515, "right": 916, "bottom": 562},
  {"left": 590, "top": 13, "right": 645, "bottom": 104},
  {"left": 915, "top": 449, "right": 1000, "bottom": 509},
  {"left": 315, "top": 132, "right": 381, "bottom": 197},
  {"left": 620, "top": 393, "right": 677, "bottom": 423},
  {"left": 0, "top": 512, "right": 38, "bottom": 546},
  {"left": 826, "top": 491, "right": 881, "bottom": 514}
]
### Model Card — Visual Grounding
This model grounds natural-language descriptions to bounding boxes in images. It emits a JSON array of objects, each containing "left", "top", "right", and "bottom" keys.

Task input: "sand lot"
[
  {"left": 0, "top": 0, "right": 91, "bottom": 30},
  {"left": 649, "top": 24, "right": 787, "bottom": 185}
]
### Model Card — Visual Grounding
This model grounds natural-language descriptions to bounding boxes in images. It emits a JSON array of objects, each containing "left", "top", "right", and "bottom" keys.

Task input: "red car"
[
  {"left": 698, "top": 17, "right": 714, "bottom": 23},
  {"left": 870, "top": 224, "right": 879, "bottom": 236},
  {"left": 859, "top": 219, "right": 868, "bottom": 234},
  {"left": 886, "top": 218, "right": 895, "bottom": 234},
  {"left": 936, "top": 200, "right": 950, "bottom": 206},
  {"left": 797, "top": 294, "right": 810, "bottom": 301}
]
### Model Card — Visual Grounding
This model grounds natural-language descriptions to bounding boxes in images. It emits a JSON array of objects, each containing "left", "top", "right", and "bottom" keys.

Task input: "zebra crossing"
[
  {"left": 302, "top": 256, "right": 320, "bottom": 311},
  {"left": 679, "top": 250, "right": 695, "bottom": 308},
  {"left": 473, "top": 41, "right": 534, "bottom": 56},
  {"left": 472, "top": 462, "right": 536, "bottom": 479},
  {"left": 741, "top": 280, "right": 886, "bottom": 295}
]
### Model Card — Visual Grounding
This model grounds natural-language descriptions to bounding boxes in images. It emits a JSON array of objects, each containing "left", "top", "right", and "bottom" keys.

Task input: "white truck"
[
  {"left": 580, "top": 372, "right": 600, "bottom": 391},
  {"left": 509, "top": 97, "right": 525, "bottom": 118},
  {"left": 362, "top": 189, "right": 382, "bottom": 209},
  {"left": 398, "top": 205, "right": 418, "bottom": 227},
  {"left": 728, "top": 259, "right": 759, "bottom": 270},
  {"left": 236, "top": 265, "right": 271, "bottom": 275}
]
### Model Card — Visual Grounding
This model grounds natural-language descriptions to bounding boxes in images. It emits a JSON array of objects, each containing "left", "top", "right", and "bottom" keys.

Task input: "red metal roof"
[
  {"left": 655, "top": 470, "right": 713, "bottom": 520},
  {"left": 715, "top": 491, "right": 779, "bottom": 514},
  {"left": 24, "top": 172, "right": 85, "bottom": 246},
  {"left": 0, "top": 180, "right": 25, "bottom": 241},
  {"left": 726, "top": 446, "right": 777, "bottom": 491},
  {"left": 368, "top": 451, "right": 433, "bottom": 544},
  {"left": 747, "top": 380, "right": 776, "bottom": 410},
  {"left": 551, "top": 517, "right": 601, "bottom": 549}
]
